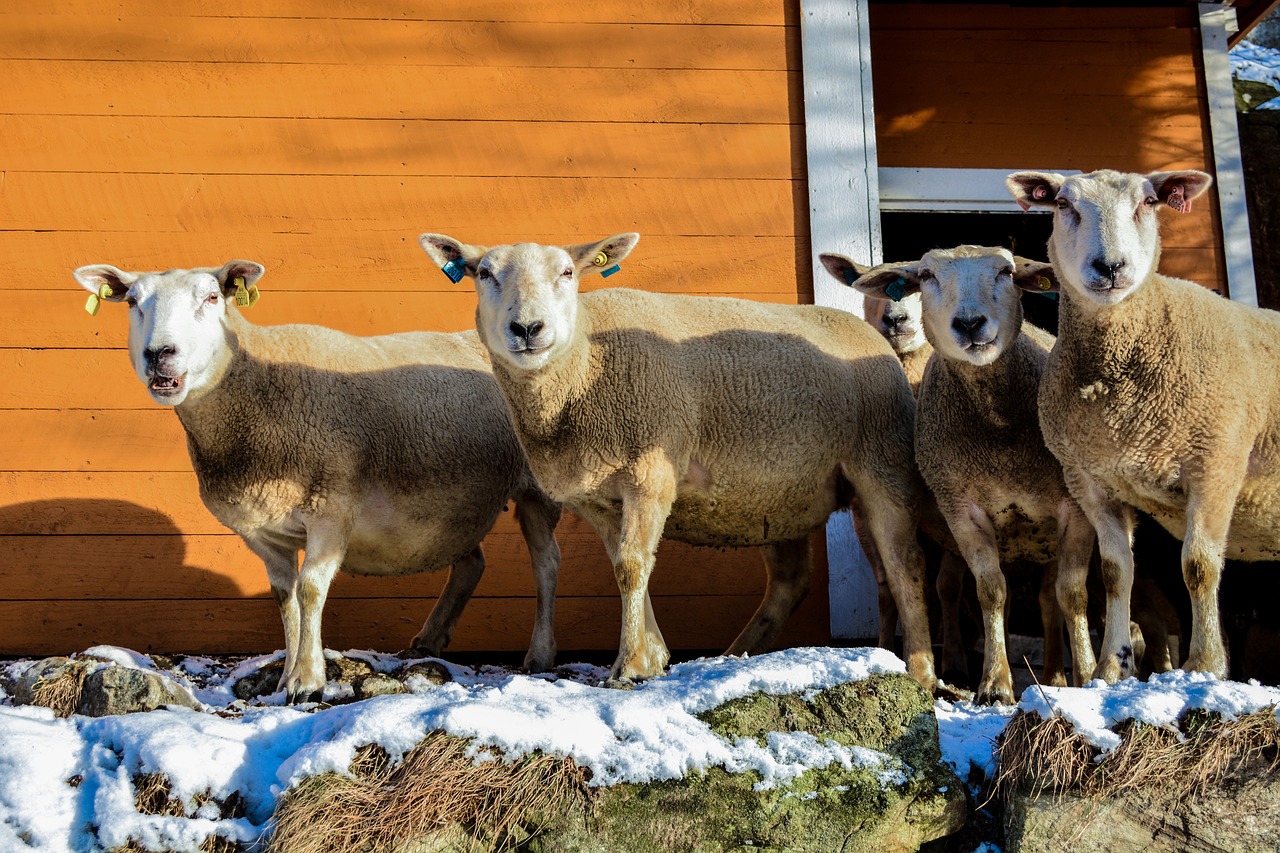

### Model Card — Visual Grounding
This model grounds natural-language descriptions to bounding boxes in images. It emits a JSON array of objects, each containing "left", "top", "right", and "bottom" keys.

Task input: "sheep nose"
[
  {"left": 509, "top": 320, "right": 544, "bottom": 341},
  {"left": 951, "top": 316, "right": 985, "bottom": 337},
  {"left": 143, "top": 344, "right": 176, "bottom": 368},
  {"left": 1091, "top": 258, "right": 1126, "bottom": 281}
]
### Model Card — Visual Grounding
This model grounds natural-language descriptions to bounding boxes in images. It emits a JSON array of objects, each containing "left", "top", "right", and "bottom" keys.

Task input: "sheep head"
[
  {"left": 1006, "top": 168, "right": 1211, "bottom": 308},
  {"left": 844, "top": 246, "right": 1055, "bottom": 367},
  {"left": 72, "top": 261, "right": 264, "bottom": 405},
  {"left": 419, "top": 232, "right": 640, "bottom": 371}
]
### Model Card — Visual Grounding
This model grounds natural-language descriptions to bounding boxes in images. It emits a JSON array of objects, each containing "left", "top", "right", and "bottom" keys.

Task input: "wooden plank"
[
  {"left": 871, "top": 30, "right": 1197, "bottom": 61},
  {"left": 869, "top": 5, "right": 1192, "bottom": 31},
  {"left": 3, "top": 1, "right": 798, "bottom": 27},
  {"left": 0, "top": 592, "right": 832, "bottom": 657},
  {"left": 0, "top": 410, "right": 191, "bottom": 472},
  {"left": 0, "top": 289, "right": 809, "bottom": 351},
  {"left": 875, "top": 62, "right": 1198, "bottom": 99},
  {"left": 0, "top": 173, "right": 800, "bottom": 237},
  {"left": 0, "top": 472, "right": 224, "bottom": 534},
  {"left": 0, "top": 60, "right": 798, "bottom": 123},
  {"left": 0, "top": 15, "right": 792, "bottom": 70},
  {"left": 0, "top": 116, "right": 803, "bottom": 180},
  {"left": 0, "top": 233, "right": 811, "bottom": 295}
]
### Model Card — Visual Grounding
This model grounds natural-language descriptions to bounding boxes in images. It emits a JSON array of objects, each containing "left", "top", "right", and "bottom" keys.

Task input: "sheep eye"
[
  {"left": 1143, "top": 196, "right": 1158, "bottom": 207},
  {"left": 478, "top": 268, "right": 492, "bottom": 281},
  {"left": 561, "top": 267, "right": 574, "bottom": 278},
  {"left": 125, "top": 296, "right": 137, "bottom": 308},
  {"left": 1055, "top": 198, "right": 1070, "bottom": 210}
]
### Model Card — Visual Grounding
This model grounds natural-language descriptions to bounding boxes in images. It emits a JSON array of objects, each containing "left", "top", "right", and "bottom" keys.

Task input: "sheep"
[
  {"left": 72, "top": 261, "right": 562, "bottom": 703},
  {"left": 863, "top": 291, "right": 933, "bottom": 396},
  {"left": 1006, "top": 167, "right": 1280, "bottom": 682},
  {"left": 417, "top": 232, "right": 939, "bottom": 689},
  {"left": 830, "top": 245, "right": 1098, "bottom": 703}
]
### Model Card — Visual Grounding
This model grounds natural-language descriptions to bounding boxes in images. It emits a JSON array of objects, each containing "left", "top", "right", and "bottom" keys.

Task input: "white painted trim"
[
  {"left": 799, "top": 0, "right": 879, "bottom": 639},
  {"left": 1200, "top": 3, "right": 1260, "bottom": 306},
  {"left": 878, "top": 167, "right": 1078, "bottom": 212}
]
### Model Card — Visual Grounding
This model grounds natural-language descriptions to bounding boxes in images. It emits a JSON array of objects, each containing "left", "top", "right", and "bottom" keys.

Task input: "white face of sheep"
[
  {"left": 1006, "top": 169, "right": 1212, "bottom": 308},
  {"left": 418, "top": 232, "right": 641, "bottom": 372},
  {"left": 73, "top": 261, "right": 265, "bottom": 406},
  {"left": 835, "top": 246, "right": 1058, "bottom": 367},
  {"left": 863, "top": 292, "right": 927, "bottom": 355}
]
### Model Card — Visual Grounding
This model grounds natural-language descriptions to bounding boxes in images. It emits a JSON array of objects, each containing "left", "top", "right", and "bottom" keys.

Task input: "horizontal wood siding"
[
  {"left": 870, "top": 5, "right": 1224, "bottom": 292},
  {"left": 0, "top": 1, "right": 829, "bottom": 657}
]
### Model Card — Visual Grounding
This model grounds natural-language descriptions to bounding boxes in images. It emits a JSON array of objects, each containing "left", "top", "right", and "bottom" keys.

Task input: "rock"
[
  {"left": 1005, "top": 755, "right": 1280, "bottom": 852},
  {"left": 232, "top": 661, "right": 282, "bottom": 700},
  {"left": 535, "top": 673, "right": 966, "bottom": 852},
  {"left": 326, "top": 655, "right": 374, "bottom": 684},
  {"left": 76, "top": 665, "right": 202, "bottom": 717},
  {"left": 353, "top": 673, "right": 409, "bottom": 699},
  {"left": 397, "top": 660, "right": 452, "bottom": 687},
  {"left": 7, "top": 656, "right": 77, "bottom": 708}
]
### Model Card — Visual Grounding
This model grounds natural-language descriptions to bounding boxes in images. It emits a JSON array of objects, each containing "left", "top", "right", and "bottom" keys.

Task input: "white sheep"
[
  {"left": 1006, "top": 168, "right": 1280, "bottom": 681},
  {"left": 72, "top": 261, "right": 562, "bottom": 703},
  {"left": 417, "top": 233, "right": 938, "bottom": 689},
  {"left": 833, "top": 245, "right": 1098, "bottom": 703},
  {"left": 863, "top": 291, "right": 932, "bottom": 396}
]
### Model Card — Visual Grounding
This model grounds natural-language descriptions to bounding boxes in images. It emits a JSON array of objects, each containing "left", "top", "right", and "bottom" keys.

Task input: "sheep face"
[
  {"left": 73, "top": 261, "right": 264, "bottom": 406},
  {"left": 1006, "top": 169, "right": 1212, "bottom": 308},
  {"left": 863, "top": 292, "right": 927, "bottom": 356},
  {"left": 419, "top": 232, "right": 640, "bottom": 372}
]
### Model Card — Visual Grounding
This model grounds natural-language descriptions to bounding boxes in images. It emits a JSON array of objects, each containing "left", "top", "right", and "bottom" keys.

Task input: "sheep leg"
[
  {"left": 947, "top": 503, "right": 1014, "bottom": 704},
  {"left": 936, "top": 552, "right": 970, "bottom": 686},
  {"left": 515, "top": 490, "right": 563, "bottom": 672},
  {"left": 1038, "top": 560, "right": 1068, "bottom": 687},
  {"left": 850, "top": 472, "right": 936, "bottom": 691},
  {"left": 851, "top": 505, "right": 899, "bottom": 652},
  {"left": 1064, "top": 467, "right": 1135, "bottom": 684},
  {"left": 286, "top": 518, "right": 351, "bottom": 704},
  {"left": 242, "top": 535, "right": 301, "bottom": 693},
  {"left": 1056, "top": 501, "right": 1098, "bottom": 686},
  {"left": 410, "top": 545, "right": 485, "bottom": 657},
  {"left": 1180, "top": 465, "right": 1245, "bottom": 678},
  {"left": 726, "top": 536, "right": 812, "bottom": 656}
]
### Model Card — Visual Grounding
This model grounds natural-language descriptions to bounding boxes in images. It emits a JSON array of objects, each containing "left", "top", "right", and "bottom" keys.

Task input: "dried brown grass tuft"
[
  {"left": 994, "top": 705, "right": 1280, "bottom": 807},
  {"left": 31, "top": 661, "right": 93, "bottom": 718},
  {"left": 268, "top": 734, "right": 593, "bottom": 853},
  {"left": 108, "top": 835, "right": 246, "bottom": 853}
]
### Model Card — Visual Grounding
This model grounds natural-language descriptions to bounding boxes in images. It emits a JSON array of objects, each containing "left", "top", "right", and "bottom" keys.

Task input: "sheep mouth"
[{"left": 148, "top": 373, "right": 186, "bottom": 397}]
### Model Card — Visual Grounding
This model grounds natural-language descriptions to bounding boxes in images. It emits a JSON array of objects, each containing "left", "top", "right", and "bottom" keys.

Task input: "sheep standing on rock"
[
  {"left": 418, "top": 232, "right": 938, "bottom": 689},
  {"left": 73, "top": 261, "right": 562, "bottom": 703},
  {"left": 831, "top": 246, "right": 1098, "bottom": 703},
  {"left": 1007, "top": 168, "right": 1280, "bottom": 681}
]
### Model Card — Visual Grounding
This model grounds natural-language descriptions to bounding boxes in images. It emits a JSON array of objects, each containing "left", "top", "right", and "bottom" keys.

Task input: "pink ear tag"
[{"left": 1166, "top": 185, "right": 1189, "bottom": 213}]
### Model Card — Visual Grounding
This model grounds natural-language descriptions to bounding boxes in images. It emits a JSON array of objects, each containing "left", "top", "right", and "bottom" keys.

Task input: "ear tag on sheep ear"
[
  {"left": 233, "top": 276, "right": 252, "bottom": 308},
  {"left": 1166, "top": 185, "right": 1189, "bottom": 214},
  {"left": 592, "top": 251, "right": 609, "bottom": 267},
  {"left": 885, "top": 278, "right": 907, "bottom": 303},
  {"left": 84, "top": 283, "right": 114, "bottom": 316},
  {"left": 441, "top": 259, "right": 466, "bottom": 284},
  {"left": 246, "top": 284, "right": 261, "bottom": 307},
  {"left": 600, "top": 263, "right": 621, "bottom": 278}
]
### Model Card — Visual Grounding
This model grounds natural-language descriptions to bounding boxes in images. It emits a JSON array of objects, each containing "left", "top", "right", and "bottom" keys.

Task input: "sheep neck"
[
  {"left": 929, "top": 333, "right": 1044, "bottom": 427},
  {"left": 489, "top": 313, "right": 597, "bottom": 450},
  {"left": 1054, "top": 276, "right": 1173, "bottom": 388}
]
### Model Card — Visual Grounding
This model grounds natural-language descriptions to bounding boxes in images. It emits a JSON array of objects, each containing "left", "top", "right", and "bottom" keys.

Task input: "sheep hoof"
[
  {"left": 600, "top": 676, "right": 637, "bottom": 691},
  {"left": 934, "top": 680, "right": 974, "bottom": 703},
  {"left": 523, "top": 650, "right": 556, "bottom": 673},
  {"left": 976, "top": 682, "right": 1015, "bottom": 706}
]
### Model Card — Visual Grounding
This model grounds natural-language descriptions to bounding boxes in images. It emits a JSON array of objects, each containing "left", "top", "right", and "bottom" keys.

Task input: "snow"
[
  {"left": 3, "top": 644, "right": 1277, "bottom": 852},
  {"left": 1232, "top": 39, "right": 1280, "bottom": 109}
]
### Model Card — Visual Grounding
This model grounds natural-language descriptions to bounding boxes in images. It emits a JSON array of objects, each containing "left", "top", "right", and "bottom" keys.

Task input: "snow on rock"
[
  {"left": 934, "top": 698, "right": 1017, "bottom": 785},
  {"left": 1232, "top": 39, "right": 1280, "bottom": 109}
]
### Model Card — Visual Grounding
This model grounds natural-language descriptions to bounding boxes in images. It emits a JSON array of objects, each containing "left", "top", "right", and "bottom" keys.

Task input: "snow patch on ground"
[{"left": 1232, "top": 39, "right": 1280, "bottom": 109}]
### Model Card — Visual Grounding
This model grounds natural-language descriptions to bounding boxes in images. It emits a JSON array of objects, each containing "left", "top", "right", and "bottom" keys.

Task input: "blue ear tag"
[
  {"left": 842, "top": 267, "right": 856, "bottom": 285},
  {"left": 600, "top": 263, "right": 621, "bottom": 278},
  {"left": 441, "top": 259, "right": 466, "bottom": 283},
  {"left": 885, "top": 278, "right": 907, "bottom": 302}
]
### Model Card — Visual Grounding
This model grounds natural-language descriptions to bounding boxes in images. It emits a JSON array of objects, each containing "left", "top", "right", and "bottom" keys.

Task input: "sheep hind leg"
[
  {"left": 1180, "top": 470, "right": 1243, "bottom": 678},
  {"left": 852, "top": 505, "right": 899, "bottom": 653},
  {"left": 1038, "top": 561, "right": 1067, "bottom": 687},
  {"left": 936, "top": 552, "right": 971, "bottom": 687},
  {"left": 1056, "top": 501, "right": 1098, "bottom": 686},
  {"left": 410, "top": 545, "right": 485, "bottom": 658},
  {"left": 726, "top": 536, "right": 812, "bottom": 656},
  {"left": 515, "top": 489, "right": 563, "bottom": 673}
]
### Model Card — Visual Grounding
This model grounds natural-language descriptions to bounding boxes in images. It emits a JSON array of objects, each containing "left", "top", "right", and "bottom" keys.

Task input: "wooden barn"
[{"left": 0, "top": 1, "right": 1268, "bottom": 658}]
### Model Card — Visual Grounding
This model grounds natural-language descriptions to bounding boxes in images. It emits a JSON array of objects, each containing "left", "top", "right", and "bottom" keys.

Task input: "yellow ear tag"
[
  {"left": 84, "top": 283, "right": 113, "bottom": 316},
  {"left": 233, "top": 276, "right": 251, "bottom": 308},
  {"left": 592, "top": 251, "right": 608, "bottom": 267},
  {"left": 246, "top": 284, "right": 261, "bottom": 307},
  {"left": 1036, "top": 276, "right": 1052, "bottom": 291}
]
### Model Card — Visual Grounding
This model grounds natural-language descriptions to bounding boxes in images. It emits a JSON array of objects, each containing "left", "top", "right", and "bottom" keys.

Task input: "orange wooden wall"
[
  {"left": 0, "top": 1, "right": 832, "bottom": 657},
  {"left": 0, "top": 3, "right": 1223, "bottom": 659},
  {"left": 871, "top": 5, "right": 1225, "bottom": 293}
]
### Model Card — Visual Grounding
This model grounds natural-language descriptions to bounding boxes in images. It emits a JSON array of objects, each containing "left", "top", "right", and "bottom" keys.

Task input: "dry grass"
[
  {"left": 267, "top": 733, "right": 594, "bottom": 853},
  {"left": 31, "top": 661, "right": 93, "bottom": 718},
  {"left": 108, "top": 836, "right": 245, "bottom": 853},
  {"left": 994, "top": 705, "right": 1280, "bottom": 807}
]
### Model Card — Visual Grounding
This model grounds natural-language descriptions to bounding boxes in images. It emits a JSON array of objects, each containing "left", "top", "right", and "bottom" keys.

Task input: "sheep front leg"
[
  {"left": 936, "top": 552, "right": 971, "bottom": 686},
  {"left": 1056, "top": 501, "right": 1098, "bottom": 686},
  {"left": 287, "top": 518, "right": 351, "bottom": 704},
  {"left": 947, "top": 503, "right": 1014, "bottom": 704},
  {"left": 515, "top": 490, "right": 563, "bottom": 672},
  {"left": 242, "top": 535, "right": 301, "bottom": 691},
  {"left": 851, "top": 505, "right": 898, "bottom": 651},
  {"left": 1180, "top": 463, "right": 1246, "bottom": 678},
  {"left": 726, "top": 536, "right": 812, "bottom": 656},
  {"left": 410, "top": 545, "right": 485, "bottom": 657}
]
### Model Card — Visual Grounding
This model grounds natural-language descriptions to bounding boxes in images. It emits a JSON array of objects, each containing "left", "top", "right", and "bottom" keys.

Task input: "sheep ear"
[
  {"left": 73, "top": 264, "right": 136, "bottom": 301},
  {"left": 565, "top": 232, "right": 640, "bottom": 278},
  {"left": 1148, "top": 170, "right": 1213, "bottom": 214},
  {"left": 818, "top": 253, "right": 871, "bottom": 288},
  {"left": 1012, "top": 258, "right": 1060, "bottom": 294},
  {"left": 1007, "top": 171, "right": 1065, "bottom": 211},
  {"left": 848, "top": 262, "right": 924, "bottom": 302},
  {"left": 211, "top": 260, "right": 265, "bottom": 299},
  {"left": 419, "top": 233, "right": 488, "bottom": 281}
]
